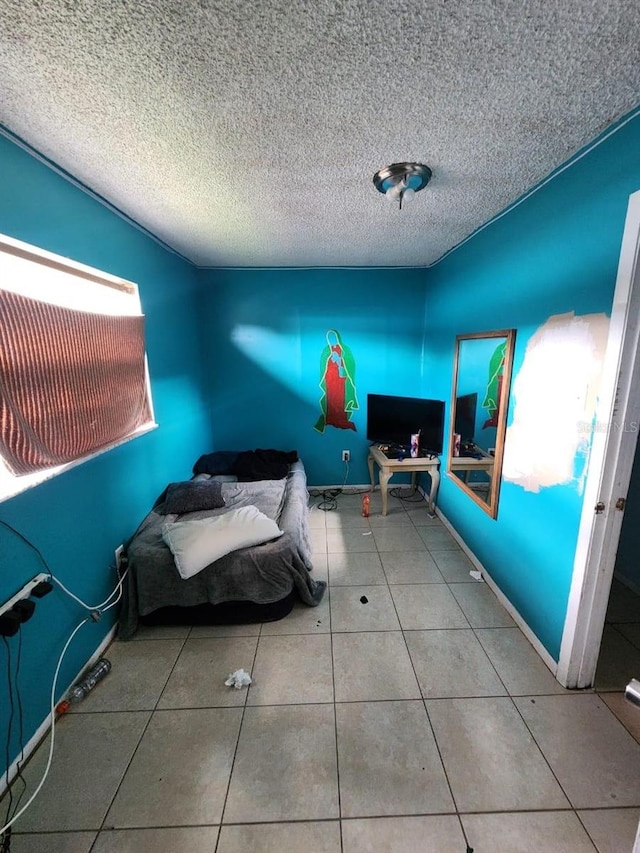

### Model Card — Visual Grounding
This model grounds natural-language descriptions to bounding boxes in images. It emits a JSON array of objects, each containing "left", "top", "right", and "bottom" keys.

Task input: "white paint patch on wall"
[{"left": 503, "top": 312, "right": 609, "bottom": 493}]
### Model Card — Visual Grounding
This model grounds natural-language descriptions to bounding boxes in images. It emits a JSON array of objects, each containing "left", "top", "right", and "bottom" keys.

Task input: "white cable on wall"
[
  {"left": 0, "top": 616, "right": 90, "bottom": 838},
  {"left": 0, "top": 519, "right": 129, "bottom": 835}
]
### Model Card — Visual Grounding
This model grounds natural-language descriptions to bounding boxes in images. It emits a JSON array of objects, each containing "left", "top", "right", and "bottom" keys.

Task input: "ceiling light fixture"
[{"left": 373, "top": 162, "right": 433, "bottom": 210}]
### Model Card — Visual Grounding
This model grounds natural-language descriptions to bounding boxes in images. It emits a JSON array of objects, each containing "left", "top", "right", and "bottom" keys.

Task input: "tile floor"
[
  {"left": 595, "top": 576, "right": 640, "bottom": 694},
  {"left": 6, "top": 489, "right": 640, "bottom": 852}
]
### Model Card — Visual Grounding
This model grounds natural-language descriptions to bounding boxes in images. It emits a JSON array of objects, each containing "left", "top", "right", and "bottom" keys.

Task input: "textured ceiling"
[{"left": 1, "top": 1, "right": 639, "bottom": 268}]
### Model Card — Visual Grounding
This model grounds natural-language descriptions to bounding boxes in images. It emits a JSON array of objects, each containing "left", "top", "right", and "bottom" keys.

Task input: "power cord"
[
  {"left": 50, "top": 564, "right": 128, "bottom": 615},
  {"left": 310, "top": 488, "right": 342, "bottom": 512},
  {"left": 0, "top": 519, "right": 129, "bottom": 615},
  {"left": 2, "top": 638, "right": 15, "bottom": 833},
  {"left": 389, "top": 485, "right": 426, "bottom": 504},
  {"left": 4, "top": 632, "right": 26, "bottom": 824},
  {"left": 0, "top": 519, "right": 129, "bottom": 842},
  {"left": 309, "top": 459, "right": 350, "bottom": 511},
  {"left": 309, "top": 458, "right": 375, "bottom": 511},
  {"left": 0, "top": 616, "right": 90, "bottom": 840},
  {"left": 10, "top": 631, "right": 26, "bottom": 824},
  {"left": 1, "top": 630, "right": 28, "bottom": 853}
]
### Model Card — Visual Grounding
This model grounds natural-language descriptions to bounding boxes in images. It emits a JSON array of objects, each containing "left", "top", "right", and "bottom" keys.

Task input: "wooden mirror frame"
[{"left": 447, "top": 329, "right": 516, "bottom": 518}]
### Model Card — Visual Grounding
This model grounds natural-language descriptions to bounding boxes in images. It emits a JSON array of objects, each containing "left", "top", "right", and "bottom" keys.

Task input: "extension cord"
[
  {"left": 0, "top": 574, "right": 49, "bottom": 621},
  {"left": 0, "top": 518, "right": 128, "bottom": 837},
  {"left": 0, "top": 616, "right": 91, "bottom": 839}
]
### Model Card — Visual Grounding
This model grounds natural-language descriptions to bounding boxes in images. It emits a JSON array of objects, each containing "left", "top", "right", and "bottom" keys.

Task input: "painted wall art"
[
  {"left": 482, "top": 339, "right": 507, "bottom": 429},
  {"left": 314, "top": 329, "right": 358, "bottom": 433}
]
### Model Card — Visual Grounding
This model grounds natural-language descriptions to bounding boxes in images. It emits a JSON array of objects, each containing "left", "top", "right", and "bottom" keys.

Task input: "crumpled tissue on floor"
[{"left": 225, "top": 668, "right": 252, "bottom": 689}]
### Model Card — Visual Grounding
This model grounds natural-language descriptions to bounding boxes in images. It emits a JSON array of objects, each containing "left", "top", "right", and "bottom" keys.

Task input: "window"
[{"left": 0, "top": 234, "right": 156, "bottom": 502}]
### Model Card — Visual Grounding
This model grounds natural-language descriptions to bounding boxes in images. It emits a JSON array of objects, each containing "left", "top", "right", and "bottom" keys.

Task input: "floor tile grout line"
[
  {"left": 596, "top": 691, "right": 640, "bottom": 744},
  {"left": 66, "top": 688, "right": 606, "bottom": 713},
  {"left": 595, "top": 689, "right": 640, "bottom": 744},
  {"left": 337, "top": 516, "right": 465, "bottom": 832},
  {"left": 374, "top": 531, "right": 472, "bottom": 844},
  {"left": 466, "top": 622, "right": 513, "bottom": 698},
  {"left": 84, "top": 825, "right": 101, "bottom": 853},
  {"left": 90, "top": 631, "right": 191, "bottom": 841},
  {"left": 370, "top": 516, "right": 596, "bottom": 843},
  {"left": 211, "top": 636, "right": 262, "bottom": 851},
  {"left": 13, "top": 508, "right": 640, "bottom": 842},
  {"left": 507, "top": 693, "right": 580, "bottom": 814},
  {"left": 328, "top": 596, "right": 344, "bottom": 852},
  {"left": 606, "top": 620, "right": 640, "bottom": 653},
  {"left": 85, "top": 632, "right": 249, "bottom": 841},
  {"left": 573, "top": 810, "right": 606, "bottom": 852},
  {"left": 417, "top": 697, "right": 468, "bottom": 839},
  {"left": 421, "top": 688, "right": 599, "bottom": 850},
  {"left": 14, "top": 805, "right": 639, "bottom": 838},
  {"left": 378, "top": 539, "right": 464, "bottom": 802}
]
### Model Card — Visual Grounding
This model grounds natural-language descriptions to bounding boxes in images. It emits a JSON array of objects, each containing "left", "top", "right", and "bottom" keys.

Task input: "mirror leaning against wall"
[{"left": 447, "top": 329, "right": 516, "bottom": 518}]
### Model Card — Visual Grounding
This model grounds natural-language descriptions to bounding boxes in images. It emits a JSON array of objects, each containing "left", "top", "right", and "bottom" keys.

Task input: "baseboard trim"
[
  {"left": 424, "top": 495, "right": 559, "bottom": 677},
  {"left": 310, "top": 484, "right": 374, "bottom": 491},
  {"left": 0, "top": 623, "right": 117, "bottom": 799},
  {"left": 311, "top": 481, "right": 560, "bottom": 677}
]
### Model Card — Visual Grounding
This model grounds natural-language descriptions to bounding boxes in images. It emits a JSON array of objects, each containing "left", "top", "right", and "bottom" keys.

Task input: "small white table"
[
  {"left": 449, "top": 449, "right": 495, "bottom": 489},
  {"left": 367, "top": 444, "right": 441, "bottom": 516}
]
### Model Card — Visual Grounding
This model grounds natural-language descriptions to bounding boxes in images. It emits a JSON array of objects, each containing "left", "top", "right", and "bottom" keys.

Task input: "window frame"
[{"left": 0, "top": 233, "right": 157, "bottom": 503}]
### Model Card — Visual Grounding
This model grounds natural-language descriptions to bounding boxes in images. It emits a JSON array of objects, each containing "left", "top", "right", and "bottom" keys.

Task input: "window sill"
[{"left": 0, "top": 422, "right": 158, "bottom": 504}]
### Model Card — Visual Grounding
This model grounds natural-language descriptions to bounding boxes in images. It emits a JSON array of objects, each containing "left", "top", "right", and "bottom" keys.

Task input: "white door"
[{"left": 558, "top": 189, "right": 640, "bottom": 688}]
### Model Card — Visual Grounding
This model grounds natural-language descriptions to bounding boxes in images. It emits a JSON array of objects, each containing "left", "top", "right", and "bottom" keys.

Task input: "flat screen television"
[
  {"left": 366, "top": 394, "right": 445, "bottom": 455},
  {"left": 454, "top": 392, "right": 477, "bottom": 442}
]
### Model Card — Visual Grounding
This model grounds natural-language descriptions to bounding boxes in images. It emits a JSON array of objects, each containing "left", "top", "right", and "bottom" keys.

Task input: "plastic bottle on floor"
[
  {"left": 361, "top": 493, "right": 370, "bottom": 517},
  {"left": 56, "top": 658, "right": 111, "bottom": 713}
]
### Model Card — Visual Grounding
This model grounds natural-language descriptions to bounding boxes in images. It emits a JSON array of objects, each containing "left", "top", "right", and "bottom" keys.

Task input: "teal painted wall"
[
  {"left": 3, "top": 99, "right": 640, "bottom": 788},
  {"left": 0, "top": 135, "right": 212, "bottom": 778},
  {"left": 423, "top": 110, "right": 640, "bottom": 660},
  {"left": 197, "top": 268, "right": 431, "bottom": 485}
]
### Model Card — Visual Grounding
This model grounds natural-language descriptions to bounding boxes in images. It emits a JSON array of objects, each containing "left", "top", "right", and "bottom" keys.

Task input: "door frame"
[{"left": 558, "top": 189, "right": 640, "bottom": 688}]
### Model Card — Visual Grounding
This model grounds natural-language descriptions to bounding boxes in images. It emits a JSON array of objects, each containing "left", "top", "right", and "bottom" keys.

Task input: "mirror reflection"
[{"left": 448, "top": 330, "right": 516, "bottom": 518}]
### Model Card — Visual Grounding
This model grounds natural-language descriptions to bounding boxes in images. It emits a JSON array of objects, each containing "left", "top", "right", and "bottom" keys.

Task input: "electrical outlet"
[
  {"left": 114, "top": 544, "right": 125, "bottom": 569},
  {"left": 342, "top": 450, "right": 350, "bottom": 462}
]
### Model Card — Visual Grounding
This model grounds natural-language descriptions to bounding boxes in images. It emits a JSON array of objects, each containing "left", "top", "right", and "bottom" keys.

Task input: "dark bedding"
[
  {"left": 119, "top": 460, "right": 324, "bottom": 638},
  {"left": 192, "top": 448, "right": 298, "bottom": 480}
]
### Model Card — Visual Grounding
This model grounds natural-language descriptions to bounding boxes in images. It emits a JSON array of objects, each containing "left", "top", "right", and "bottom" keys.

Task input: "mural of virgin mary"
[{"left": 314, "top": 329, "right": 358, "bottom": 433}]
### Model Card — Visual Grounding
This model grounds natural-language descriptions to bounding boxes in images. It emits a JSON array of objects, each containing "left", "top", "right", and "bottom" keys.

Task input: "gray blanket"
[{"left": 119, "top": 461, "right": 323, "bottom": 638}]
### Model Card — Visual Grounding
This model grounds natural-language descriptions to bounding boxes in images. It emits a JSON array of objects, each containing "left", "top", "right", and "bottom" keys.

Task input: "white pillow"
[{"left": 162, "top": 505, "right": 283, "bottom": 580}]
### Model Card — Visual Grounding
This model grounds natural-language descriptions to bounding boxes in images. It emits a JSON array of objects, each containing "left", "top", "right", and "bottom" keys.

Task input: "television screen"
[
  {"left": 454, "top": 392, "right": 477, "bottom": 442},
  {"left": 366, "top": 394, "right": 445, "bottom": 454}
]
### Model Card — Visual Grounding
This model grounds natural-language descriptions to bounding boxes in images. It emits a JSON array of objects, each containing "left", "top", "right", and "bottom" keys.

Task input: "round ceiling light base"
[{"left": 373, "top": 162, "right": 433, "bottom": 209}]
